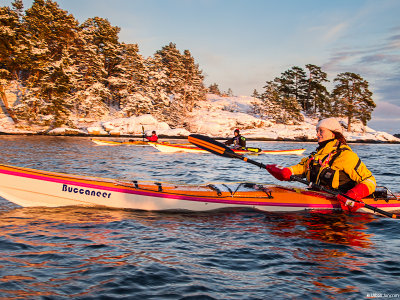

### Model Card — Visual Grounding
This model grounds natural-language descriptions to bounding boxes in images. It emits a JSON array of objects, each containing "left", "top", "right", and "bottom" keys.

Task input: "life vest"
[
  {"left": 226, "top": 135, "right": 246, "bottom": 149},
  {"left": 146, "top": 134, "right": 158, "bottom": 142},
  {"left": 307, "top": 143, "right": 353, "bottom": 190},
  {"left": 289, "top": 139, "right": 376, "bottom": 194}
]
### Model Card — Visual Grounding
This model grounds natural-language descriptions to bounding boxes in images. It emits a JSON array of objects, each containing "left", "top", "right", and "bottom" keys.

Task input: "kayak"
[
  {"left": 91, "top": 139, "right": 192, "bottom": 146},
  {"left": 91, "top": 139, "right": 149, "bottom": 146},
  {"left": 0, "top": 163, "right": 398, "bottom": 213},
  {"left": 149, "top": 142, "right": 306, "bottom": 155}
]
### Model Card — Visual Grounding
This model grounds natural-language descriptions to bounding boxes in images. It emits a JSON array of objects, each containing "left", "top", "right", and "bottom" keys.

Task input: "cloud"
[
  {"left": 321, "top": 22, "right": 348, "bottom": 43},
  {"left": 372, "top": 101, "right": 400, "bottom": 120},
  {"left": 368, "top": 101, "right": 400, "bottom": 134},
  {"left": 324, "top": 26, "right": 400, "bottom": 107}
]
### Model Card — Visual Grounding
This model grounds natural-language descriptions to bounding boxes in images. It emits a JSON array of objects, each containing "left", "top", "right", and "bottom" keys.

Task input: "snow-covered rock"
[
  {"left": 101, "top": 114, "right": 171, "bottom": 135},
  {"left": 87, "top": 126, "right": 108, "bottom": 135},
  {"left": 47, "top": 127, "right": 87, "bottom": 135}
]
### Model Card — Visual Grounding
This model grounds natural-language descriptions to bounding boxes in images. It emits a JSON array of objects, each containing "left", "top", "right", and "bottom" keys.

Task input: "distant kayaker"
[
  {"left": 225, "top": 129, "right": 246, "bottom": 149},
  {"left": 265, "top": 117, "right": 376, "bottom": 213},
  {"left": 146, "top": 131, "right": 158, "bottom": 142}
]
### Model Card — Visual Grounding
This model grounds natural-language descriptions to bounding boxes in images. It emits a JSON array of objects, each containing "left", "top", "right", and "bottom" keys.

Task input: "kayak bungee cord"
[{"left": 188, "top": 134, "right": 398, "bottom": 219}]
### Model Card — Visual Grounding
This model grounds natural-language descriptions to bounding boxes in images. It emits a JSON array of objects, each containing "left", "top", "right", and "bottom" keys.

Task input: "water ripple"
[{"left": 0, "top": 137, "right": 399, "bottom": 299}]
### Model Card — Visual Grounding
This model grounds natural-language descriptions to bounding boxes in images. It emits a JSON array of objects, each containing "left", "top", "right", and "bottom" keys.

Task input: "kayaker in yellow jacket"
[{"left": 265, "top": 117, "right": 376, "bottom": 213}]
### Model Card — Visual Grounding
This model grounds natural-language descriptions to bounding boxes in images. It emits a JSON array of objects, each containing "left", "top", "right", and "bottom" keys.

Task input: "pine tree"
[
  {"left": 181, "top": 49, "right": 206, "bottom": 111},
  {"left": 208, "top": 83, "right": 221, "bottom": 95},
  {"left": 145, "top": 53, "right": 170, "bottom": 117},
  {"left": 156, "top": 43, "right": 185, "bottom": 94},
  {"left": 259, "top": 80, "right": 283, "bottom": 120},
  {"left": 20, "top": 0, "right": 81, "bottom": 125},
  {"left": 2, "top": 1, "right": 209, "bottom": 126},
  {"left": 249, "top": 89, "right": 261, "bottom": 116},
  {"left": 258, "top": 79, "right": 303, "bottom": 123},
  {"left": 331, "top": 72, "right": 376, "bottom": 131},
  {"left": 279, "top": 66, "right": 308, "bottom": 111},
  {"left": 154, "top": 44, "right": 205, "bottom": 127},
  {"left": 80, "top": 17, "right": 121, "bottom": 107},
  {"left": 305, "top": 64, "right": 330, "bottom": 116},
  {"left": 0, "top": 0, "right": 27, "bottom": 122},
  {"left": 251, "top": 89, "right": 260, "bottom": 98}
]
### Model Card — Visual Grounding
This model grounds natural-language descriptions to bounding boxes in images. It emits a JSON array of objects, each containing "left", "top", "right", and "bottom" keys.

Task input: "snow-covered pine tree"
[
  {"left": 80, "top": 17, "right": 121, "bottom": 108},
  {"left": 305, "top": 64, "right": 330, "bottom": 117},
  {"left": 71, "top": 22, "right": 108, "bottom": 119},
  {"left": 115, "top": 43, "right": 154, "bottom": 116},
  {"left": 279, "top": 66, "right": 308, "bottom": 112},
  {"left": 2, "top": 2, "right": 209, "bottom": 127},
  {"left": 144, "top": 53, "right": 170, "bottom": 118},
  {"left": 331, "top": 72, "right": 375, "bottom": 131},
  {"left": 249, "top": 89, "right": 261, "bottom": 116},
  {"left": 208, "top": 83, "right": 221, "bottom": 95},
  {"left": 156, "top": 43, "right": 185, "bottom": 94},
  {"left": 259, "top": 80, "right": 283, "bottom": 120},
  {"left": 181, "top": 49, "right": 206, "bottom": 111},
  {"left": 155, "top": 43, "right": 205, "bottom": 127},
  {"left": 19, "top": 0, "right": 80, "bottom": 126},
  {"left": 258, "top": 79, "right": 303, "bottom": 124},
  {"left": 0, "top": 1, "right": 24, "bottom": 122}
]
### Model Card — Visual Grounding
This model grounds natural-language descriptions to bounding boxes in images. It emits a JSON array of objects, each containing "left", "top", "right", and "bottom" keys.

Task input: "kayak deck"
[
  {"left": 91, "top": 139, "right": 149, "bottom": 145},
  {"left": 0, "top": 164, "right": 398, "bottom": 214},
  {"left": 91, "top": 139, "right": 191, "bottom": 146}
]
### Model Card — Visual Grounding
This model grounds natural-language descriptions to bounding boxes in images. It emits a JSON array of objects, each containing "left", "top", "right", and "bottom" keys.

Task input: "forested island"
[{"left": 0, "top": 0, "right": 380, "bottom": 136}]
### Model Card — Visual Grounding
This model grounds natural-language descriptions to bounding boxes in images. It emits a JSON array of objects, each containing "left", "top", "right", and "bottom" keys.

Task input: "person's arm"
[
  {"left": 266, "top": 157, "right": 309, "bottom": 181},
  {"left": 224, "top": 138, "right": 233, "bottom": 145},
  {"left": 336, "top": 150, "right": 376, "bottom": 212},
  {"left": 337, "top": 150, "right": 376, "bottom": 194}
]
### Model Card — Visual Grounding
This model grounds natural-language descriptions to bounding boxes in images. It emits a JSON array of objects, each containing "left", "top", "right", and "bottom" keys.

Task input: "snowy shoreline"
[
  {"left": 1, "top": 94, "right": 399, "bottom": 144},
  {"left": 1, "top": 131, "right": 399, "bottom": 144}
]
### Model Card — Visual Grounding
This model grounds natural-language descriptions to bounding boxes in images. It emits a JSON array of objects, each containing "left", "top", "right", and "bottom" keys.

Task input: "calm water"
[{"left": 0, "top": 136, "right": 399, "bottom": 299}]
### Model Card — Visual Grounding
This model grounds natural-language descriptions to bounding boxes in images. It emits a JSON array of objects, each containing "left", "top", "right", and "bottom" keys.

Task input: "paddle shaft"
[
  {"left": 290, "top": 175, "right": 397, "bottom": 218},
  {"left": 188, "top": 134, "right": 398, "bottom": 219},
  {"left": 239, "top": 156, "right": 397, "bottom": 218},
  {"left": 243, "top": 151, "right": 397, "bottom": 218}
]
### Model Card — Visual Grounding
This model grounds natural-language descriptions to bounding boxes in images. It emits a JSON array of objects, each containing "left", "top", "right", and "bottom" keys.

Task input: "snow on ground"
[{"left": 0, "top": 94, "right": 399, "bottom": 143}]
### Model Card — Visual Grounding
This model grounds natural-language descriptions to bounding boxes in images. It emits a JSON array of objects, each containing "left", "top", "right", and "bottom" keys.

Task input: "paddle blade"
[
  {"left": 188, "top": 134, "right": 241, "bottom": 158},
  {"left": 245, "top": 147, "right": 262, "bottom": 153}
]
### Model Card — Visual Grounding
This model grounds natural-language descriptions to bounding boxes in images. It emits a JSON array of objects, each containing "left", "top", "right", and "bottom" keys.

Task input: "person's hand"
[
  {"left": 266, "top": 164, "right": 292, "bottom": 181},
  {"left": 337, "top": 183, "right": 369, "bottom": 213}
]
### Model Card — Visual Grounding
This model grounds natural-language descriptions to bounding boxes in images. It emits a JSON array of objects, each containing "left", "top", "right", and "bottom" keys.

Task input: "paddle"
[
  {"left": 142, "top": 126, "right": 145, "bottom": 142},
  {"left": 188, "top": 134, "right": 398, "bottom": 219}
]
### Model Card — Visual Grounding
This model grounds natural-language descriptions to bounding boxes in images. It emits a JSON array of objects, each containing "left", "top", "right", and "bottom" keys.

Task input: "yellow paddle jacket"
[{"left": 288, "top": 139, "right": 376, "bottom": 194}]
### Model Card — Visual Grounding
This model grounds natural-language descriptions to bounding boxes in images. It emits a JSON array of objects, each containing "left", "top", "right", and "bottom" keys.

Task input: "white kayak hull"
[{"left": 0, "top": 164, "right": 399, "bottom": 214}]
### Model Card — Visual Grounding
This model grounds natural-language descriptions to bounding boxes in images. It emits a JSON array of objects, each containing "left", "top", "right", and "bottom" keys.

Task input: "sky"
[{"left": 4, "top": 0, "right": 400, "bottom": 134}]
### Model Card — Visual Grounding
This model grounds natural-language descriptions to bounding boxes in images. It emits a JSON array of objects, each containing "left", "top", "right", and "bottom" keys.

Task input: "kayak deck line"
[{"left": 0, "top": 163, "right": 399, "bottom": 213}]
